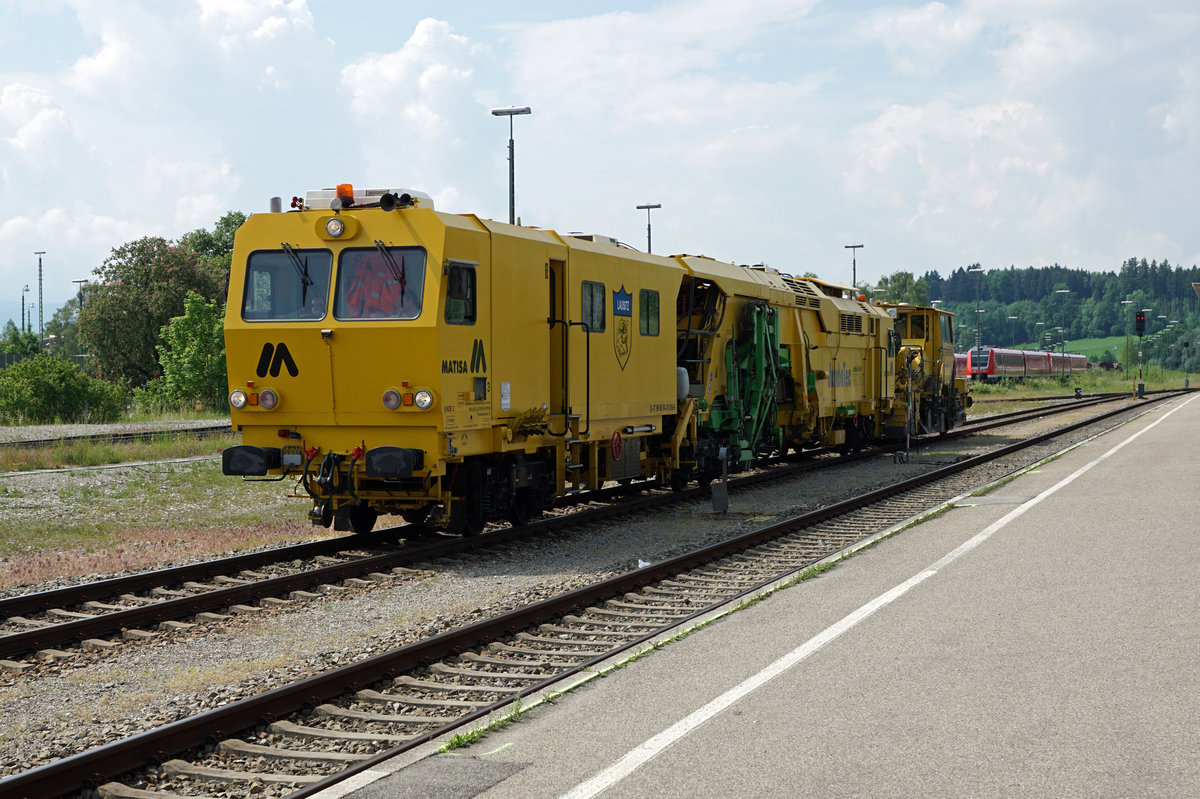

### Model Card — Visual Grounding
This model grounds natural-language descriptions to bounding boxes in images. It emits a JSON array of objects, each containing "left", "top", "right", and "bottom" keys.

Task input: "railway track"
[
  {"left": 0, "top": 422, "right": 233, "bottom": 452},
  {"left": 1, "top": 391, "right": 1181, "bottom": 798},
  {"left": 0, "top": 391, "right": 1148, "bottom": 667}
]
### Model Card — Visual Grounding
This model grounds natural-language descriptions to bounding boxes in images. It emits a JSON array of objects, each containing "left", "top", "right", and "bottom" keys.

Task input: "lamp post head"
[
  {"left": 636, "top": 203, "right": 661, "bottom": 211},
  {"left": 491, "top": 106, "right": 531, "bottom": 117}
]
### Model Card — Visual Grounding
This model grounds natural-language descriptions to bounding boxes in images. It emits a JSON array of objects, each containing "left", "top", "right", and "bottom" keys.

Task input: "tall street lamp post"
[
  {"left": 491, "top": 106, "right": 531, "bottom": 225},
  {"left": 636, "top": 203, "right": 661, "bottom": 253},
  {"left": 35, "top": 250, "right": 46, "bottom": 343},
  {"left": 1008, "top": 315, "right": 1019, "bottom": 348},
  {"left": 72, "top": 278, "right": 88, "bottom": 358},
  {"left": 1120, "top": 299, "right": 1134, "bottom": 379},
  {"left": 968, "top": 266, "right": 985, "bottom": 352},
  {"left": 1139, "top": 308, "right": 1152, "bottom": 395},
  {"left": 1055, "top": 289, "right": 1070, "bottom": 377},
  {"left": 844, "top": 244, "right": 863, "bottom": 292}
]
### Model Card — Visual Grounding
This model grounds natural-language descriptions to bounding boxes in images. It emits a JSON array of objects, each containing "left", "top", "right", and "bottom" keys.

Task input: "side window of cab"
[
  {"left": 582, "top": 280, "right": 605, "bottom": 333},
  {"left": 445, "top": 262, "right": 476, "bottom": 325}
]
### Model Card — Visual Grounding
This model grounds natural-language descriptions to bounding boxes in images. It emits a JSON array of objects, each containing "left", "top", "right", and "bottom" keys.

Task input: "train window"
[
  {"left": 242, "top": 249, "right": 332, "bottom": 321},
  {"left": 909, "top": 314, "right": 926, "bottom": 340},
  {"left": 639, "top": 289, "right": 659, "bottom": 336},
  {"left": 893, "top": 317, "right": 907, "bottom": 339},
  {"left": 941, "top": 314, "right": 953, "bottom": 344},
  {"left": 444, "top": 262, "right": 476, "bottom": 325},
  {"left": 334, "top": 246, "right": 427, "bottom": 320},
  {"left": 582, "top": 280, "right": 605, "bottom": 333}
]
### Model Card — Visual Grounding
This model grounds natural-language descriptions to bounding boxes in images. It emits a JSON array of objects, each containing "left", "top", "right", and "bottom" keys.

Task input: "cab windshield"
[
  {"left": 242, "top": 248, "right": 332, "bottom": 321},
  {"left": 334, "top": 246, "right": 427, "bottom": 320}
]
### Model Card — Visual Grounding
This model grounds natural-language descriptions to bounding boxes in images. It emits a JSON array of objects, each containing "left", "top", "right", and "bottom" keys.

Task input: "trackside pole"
[
  {"left": 894, "top": 368, "right": 913, "bottom": 464},
  {"left": 711, "top": 446, "right": 729, "bottom": 513}
]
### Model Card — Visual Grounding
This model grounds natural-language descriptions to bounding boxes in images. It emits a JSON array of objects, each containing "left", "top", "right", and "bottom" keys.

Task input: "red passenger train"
[{"left": 957, "top": 347, "right": 1087, "bottom": 381}]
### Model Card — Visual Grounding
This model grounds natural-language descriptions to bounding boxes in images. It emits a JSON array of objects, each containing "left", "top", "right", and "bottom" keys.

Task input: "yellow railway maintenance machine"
[
  {"left": 881, "top": 302, "right": 970, "bottom": 438},
  {"left": 223, "top": 185, "right": 685, "bottom": 535}
]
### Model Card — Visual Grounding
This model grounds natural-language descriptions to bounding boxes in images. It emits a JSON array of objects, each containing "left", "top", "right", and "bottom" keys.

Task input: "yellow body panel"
[{"left": 225, "top": 199, "right": 686, "bottom": 529}]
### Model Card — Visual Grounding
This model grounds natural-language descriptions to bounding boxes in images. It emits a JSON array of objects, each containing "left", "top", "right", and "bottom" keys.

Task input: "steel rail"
[
  {"left": 0, "top": 392, "right": 1148, "bottom": 659},
  {"left": 0, "top": 488, "right": 670, "bottom": 660},
  {"left": 2, "top": 392, "right": 1176, "bottom": 799},
  {"left": 0, "top": 422, "right": 234, "bottom": 451}
]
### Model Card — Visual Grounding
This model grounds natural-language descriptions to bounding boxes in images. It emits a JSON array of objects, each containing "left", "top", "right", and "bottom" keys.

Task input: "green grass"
[
  {"left": 967, "top": 363, "right": 1191, "bottom": 400},
  {"left": 440, "top": 699, "right": 527, "bottom": 752},
  {"left": 1012, "top": 335, "right": 1125, "bottom": 360},
  {"left": 0, "top": 431, "right": 241, "bottom": 473},
  {"left": 0, "top": 459, "right": 305, "bottom": 551}
]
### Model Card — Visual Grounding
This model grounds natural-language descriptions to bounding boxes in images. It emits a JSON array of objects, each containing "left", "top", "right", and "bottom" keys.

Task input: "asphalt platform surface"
[{"left": 317, "top": 393, "right": 1200, "bottom": 799}]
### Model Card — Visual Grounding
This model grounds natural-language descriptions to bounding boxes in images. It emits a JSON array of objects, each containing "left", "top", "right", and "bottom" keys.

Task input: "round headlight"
[
  {"left": 382, "top": 389, "right": 402, "bottom": 410},
  {"left": 325, "top": 217, "right": 345, "bottom": 237},
  {"left": 229, "top": 389, "right": 248, "bottom": 409},
  {"left": 259, "top": 389, "right": 279, "bottom": 410},
  {"left": 414, "top": 389, "right": 434, "bottom": 409}
]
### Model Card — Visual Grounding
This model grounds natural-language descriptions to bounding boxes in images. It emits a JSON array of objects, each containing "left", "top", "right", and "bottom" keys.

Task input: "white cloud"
[
  {"left": 858, "top": 1, "right": 984, "bottom": 76},
  {"left": 994, "top": 17, "right": 1100, "bottom": 91},
  {"left": 1, "top": 84, "right": 72, "bottom": 156},
  {"left": 339, "top": 19, "right": 489, "bottom": 205},
  {"left": 342, "top": 18, "right": 478, "bottom": 124},
  {"left": 197, "top": 0, "right": 315, "bottom": 50},
  {"left": 503, "top": 3, "right": 822, "bottom": 129}
]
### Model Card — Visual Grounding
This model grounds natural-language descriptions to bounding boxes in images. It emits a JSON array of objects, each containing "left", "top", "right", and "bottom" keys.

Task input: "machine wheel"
[
  {"left": 348, "top": 504, "right": 378, "bottom": 535},
  {"left": 401, "top": 505, "right": 432, "bottom": 526},
  {"left": 447, "top": 499, "right": 485, "bottom": 536},
  {"left": 447, "top": 462, "right": 486, "bottom": 536},
  {"left": 310, "top": 500, "right": 333, "bottom": 528},
  {"left": 509, "top": 491, "right": 543, "bottom": 526}
]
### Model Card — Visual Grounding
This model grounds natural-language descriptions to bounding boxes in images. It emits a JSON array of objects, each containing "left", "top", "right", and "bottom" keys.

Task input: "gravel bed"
[
  {"left": 0, "top": 418, "right": 229, "bottom": 445},
  {"left": 0, "top": 400, "right": 1152, "bottom": 779}
]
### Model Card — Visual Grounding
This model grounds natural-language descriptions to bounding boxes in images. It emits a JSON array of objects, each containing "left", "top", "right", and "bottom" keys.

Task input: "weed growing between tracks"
[
  {"left": 440, "top": 698, "right": 529, "bottom": 752},
  {"left": 432, "top": 560, "right": 851, "bottom": 755}
]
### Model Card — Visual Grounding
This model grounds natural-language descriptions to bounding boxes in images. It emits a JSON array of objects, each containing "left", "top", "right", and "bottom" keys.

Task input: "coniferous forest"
[{"left": 867, "top": 258, "right": 1200, "bottom": 372}]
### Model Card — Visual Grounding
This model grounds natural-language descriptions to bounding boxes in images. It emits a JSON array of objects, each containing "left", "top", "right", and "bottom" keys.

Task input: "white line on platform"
[{"left": 559, "top": 394, "right": 1197, "bottom": 799}]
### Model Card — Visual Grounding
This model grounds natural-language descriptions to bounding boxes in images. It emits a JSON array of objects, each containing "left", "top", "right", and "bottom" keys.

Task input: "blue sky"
[{"left": 2, "top": 0, "right": 1198, "bottom": 330}]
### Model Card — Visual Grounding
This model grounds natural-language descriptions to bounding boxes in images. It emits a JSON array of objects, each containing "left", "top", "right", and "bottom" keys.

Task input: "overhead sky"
[{"left": 2, "top": 0, "right": 1198, "bottom": 329}]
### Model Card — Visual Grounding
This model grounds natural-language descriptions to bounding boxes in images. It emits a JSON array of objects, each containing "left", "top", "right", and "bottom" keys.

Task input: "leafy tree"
[
  {"left": 179, "top": 211, "right": 246, "bottom": 291},
  {"left": 873, "top": 271, "right": 929, "bottom": 306},
  {"left": 43, "top": 296, "right": 84, "bottom": 360},
  {"left": 77, "top": 237, "right": 222, "bottom": 387},
  {"left": 154, "top": 291, "right": 228, "bottom": 410},
  {"left": 1, "top": 320, "right": 40, "bottom": 356},
  {"left": 0, "top": 354, "right": 126, "bottom": 424}
]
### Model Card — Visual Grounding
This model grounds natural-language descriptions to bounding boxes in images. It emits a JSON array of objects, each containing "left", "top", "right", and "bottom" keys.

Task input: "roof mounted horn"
[{"left": 380, "top": 192, "right": 415, "bottom": 212}]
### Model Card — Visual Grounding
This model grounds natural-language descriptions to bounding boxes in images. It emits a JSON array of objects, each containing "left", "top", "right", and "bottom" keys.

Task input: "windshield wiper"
[
  {"left": 281, "top": 242, "right": 313, "bottom": 304},
  {"left": 374, "top": 240, "right": 407, "bottom": 306}
]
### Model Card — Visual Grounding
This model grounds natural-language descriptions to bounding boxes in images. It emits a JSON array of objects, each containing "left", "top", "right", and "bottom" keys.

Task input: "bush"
[
  {"left": 131, "top": 378, "right": 179, "bottom": 416},
  {"left": 0, "top": 355, "right": 127, "bottom": 424},
  {"left": 156, "top": 292, "right": 228, "bottom": 411}
]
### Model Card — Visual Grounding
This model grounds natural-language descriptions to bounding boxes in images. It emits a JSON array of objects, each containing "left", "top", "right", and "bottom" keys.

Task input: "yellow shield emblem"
[{"left": 613, "top": 286, "right": 633, "bottom": 370}]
